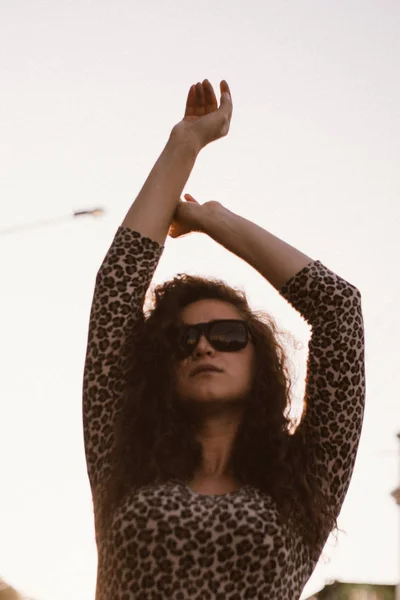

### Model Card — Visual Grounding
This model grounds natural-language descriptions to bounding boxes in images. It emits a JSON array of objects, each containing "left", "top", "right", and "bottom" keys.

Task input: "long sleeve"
[
  {"left": 279, "top": 260, "right": 366, "bottom": 524},
  {"left": 82, "top": 226, "right": 164, "bottom": 497}
]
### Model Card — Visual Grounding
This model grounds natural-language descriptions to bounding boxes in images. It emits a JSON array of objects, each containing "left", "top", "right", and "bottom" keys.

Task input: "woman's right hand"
[{"left": 171, "top": 79, "right": 233, "bottom": 151}]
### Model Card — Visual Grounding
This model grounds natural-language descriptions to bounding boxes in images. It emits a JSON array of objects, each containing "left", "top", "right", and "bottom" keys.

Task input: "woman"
[{"left": 83, "top": 79, "right": 365, "bottom": 599}]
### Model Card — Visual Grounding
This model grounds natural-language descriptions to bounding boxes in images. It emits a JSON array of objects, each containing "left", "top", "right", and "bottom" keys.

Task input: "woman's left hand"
[{"left": 168, "top": 194, "right": 219, "bottom": 239}]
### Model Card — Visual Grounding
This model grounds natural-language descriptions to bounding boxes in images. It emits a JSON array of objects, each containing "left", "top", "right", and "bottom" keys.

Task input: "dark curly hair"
[{"left": 102, "top": 272, "right": 338, "bottom": 559}]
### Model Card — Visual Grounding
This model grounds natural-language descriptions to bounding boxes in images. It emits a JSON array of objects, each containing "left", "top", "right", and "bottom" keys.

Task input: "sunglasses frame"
[{"left": 174, "top": 319, "right": 253, "bottom": 357}]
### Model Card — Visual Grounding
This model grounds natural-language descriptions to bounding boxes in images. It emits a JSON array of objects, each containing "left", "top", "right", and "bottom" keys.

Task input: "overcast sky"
[{"left": 1, "top": 1, "right": 400, "bottom": 599}]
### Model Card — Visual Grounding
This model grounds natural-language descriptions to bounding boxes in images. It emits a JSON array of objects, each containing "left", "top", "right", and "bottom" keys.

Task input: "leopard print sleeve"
[
  {"left": 82, "top": 226, "right": 164, "bottom": 496},
  {"left": 279, "top": 260, "right": 365, "bottom": 526}
]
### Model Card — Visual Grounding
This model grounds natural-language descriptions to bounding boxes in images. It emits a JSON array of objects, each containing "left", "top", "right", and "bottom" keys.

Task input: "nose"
[{"left": 192, "top": 333, "right": 214, "bottom": 356}]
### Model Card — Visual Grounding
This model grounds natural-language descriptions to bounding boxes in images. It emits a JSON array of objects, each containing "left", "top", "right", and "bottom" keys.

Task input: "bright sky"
[{"left": 1, "top": 1, "right": 399, "bottom": 599}]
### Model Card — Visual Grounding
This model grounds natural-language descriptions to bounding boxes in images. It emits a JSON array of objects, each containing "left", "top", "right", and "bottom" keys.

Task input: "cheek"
[{"left": 236, "top": 353, "right": 254, "bottom": 382}]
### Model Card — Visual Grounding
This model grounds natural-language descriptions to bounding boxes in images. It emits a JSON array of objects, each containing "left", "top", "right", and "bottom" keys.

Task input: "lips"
[{"left": 191, "top": 365, "right": 222, "bottom": 377}]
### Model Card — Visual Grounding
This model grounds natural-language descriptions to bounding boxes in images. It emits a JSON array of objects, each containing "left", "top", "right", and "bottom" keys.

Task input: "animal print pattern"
[{"left": 83, "top": 226, "right": 365, "bottom": 599}]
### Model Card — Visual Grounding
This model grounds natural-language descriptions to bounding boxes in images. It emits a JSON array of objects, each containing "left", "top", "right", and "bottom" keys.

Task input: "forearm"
[
  {"left": 203, "top": 204, "right": 314, "bottom": 290},
  {"left": 122, "top": 132, "right": 200, "bottom": 246}
]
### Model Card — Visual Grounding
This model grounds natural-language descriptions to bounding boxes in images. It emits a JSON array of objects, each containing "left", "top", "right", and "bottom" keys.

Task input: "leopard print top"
[{"left": 83, "top": 226, "right": 365, "bottom": 599}]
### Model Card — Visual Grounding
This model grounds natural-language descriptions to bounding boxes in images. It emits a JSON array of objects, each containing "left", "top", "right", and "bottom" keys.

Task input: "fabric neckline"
[{"left": 177, "top": 481, "right": 251, "bottom": 498}]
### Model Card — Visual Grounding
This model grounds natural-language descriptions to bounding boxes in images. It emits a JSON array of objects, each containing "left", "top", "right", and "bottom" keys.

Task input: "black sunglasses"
[{"left": 172, "top": 319, "right": 253, "bottom": 359}]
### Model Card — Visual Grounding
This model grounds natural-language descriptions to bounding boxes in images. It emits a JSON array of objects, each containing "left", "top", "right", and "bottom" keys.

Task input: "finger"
[
  {"left": 220, "top": 80, "right": 231, "bottom": 94},
  {"left": 203, "top": 79, "right": 218, "bottom": 114},
  {"left": 220, "top": 80, "right": 233, "bottom": 109},
  {"left": 184, "top": 193, "right": 199, "bottom": 203},
  {"left": 195, "top": 82, "right": 206, "bottom": 116},
  {"left": 185, "top": 84, "right": 197, "bottom": 118}
]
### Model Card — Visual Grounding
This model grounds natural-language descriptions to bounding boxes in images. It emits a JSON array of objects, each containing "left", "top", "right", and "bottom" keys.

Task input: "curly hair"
[{"left": 102, "top": 273, "right": 338, "bottom": 559}]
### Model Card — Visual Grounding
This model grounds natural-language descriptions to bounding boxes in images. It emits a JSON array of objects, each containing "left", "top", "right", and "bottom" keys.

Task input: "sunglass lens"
[
  {"left": 210, "top": 321, "right": 247, "bottom": 350},
  {"left": 176, "top": 327, "right": 197, "bottom": 357},
  {"left": 174, "top": 320, "right": 248, "bottom": 357}
]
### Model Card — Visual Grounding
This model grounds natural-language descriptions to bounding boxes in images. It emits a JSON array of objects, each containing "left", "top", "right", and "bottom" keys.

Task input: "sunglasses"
[{"left": 172, "top": 319, "right": 253, "bottom": 359}]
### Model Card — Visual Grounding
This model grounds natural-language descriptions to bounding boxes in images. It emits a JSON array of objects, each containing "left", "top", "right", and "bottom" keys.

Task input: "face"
[{"left": 173, "top": 299, "right": 255, "bottom": 415}]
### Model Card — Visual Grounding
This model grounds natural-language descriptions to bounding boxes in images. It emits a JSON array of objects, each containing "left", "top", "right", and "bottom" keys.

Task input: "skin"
[{"left": 174, "top": 299, "right": 255, "bottom": 478}]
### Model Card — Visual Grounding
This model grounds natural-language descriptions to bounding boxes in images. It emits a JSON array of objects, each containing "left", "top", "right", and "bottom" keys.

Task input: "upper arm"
[
  {"left": 82, "top": 227, "right": 164, "bottom": 498},
  {"left": 280, "top": 260, "right": 366, "bottom": 519},
  {"left": 292, "top": 285, "right": 366, "bottom": 517}
]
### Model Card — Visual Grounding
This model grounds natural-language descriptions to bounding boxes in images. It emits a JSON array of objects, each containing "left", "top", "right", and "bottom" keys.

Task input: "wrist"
[
  {"left": 169, "top": 126, "right": 203, "bottom": 156},
  {"left": 200, "top": 201, "right": 228, "bottom": 235}
]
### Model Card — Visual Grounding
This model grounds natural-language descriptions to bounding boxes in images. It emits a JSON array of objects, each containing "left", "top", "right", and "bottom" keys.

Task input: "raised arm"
[
  {"left": 83, "top": 79, "right": 233, "bottom": 501},
  {"left": 201, "top": 203, "right": 365, "bottom": 520},
  {"left": 82, "top": 229, "right": 164, "bottom": 496},
  {"left": 279, "top": 260, "right": 365, "bottom": 517},
  {"left": 122, "top": 78, "right": 233, "bottom": 245}
]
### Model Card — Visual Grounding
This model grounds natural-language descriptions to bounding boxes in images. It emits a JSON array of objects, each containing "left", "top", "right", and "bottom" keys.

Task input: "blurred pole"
[
  {"left": 391, "top": 432, "right": 400, "bottom": 600},
  {"left": 398, "top": 432, "right": 400, "bottom": 600},
  {"left": 0, "top": 208, "right": 105, "bottom": 235}
]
